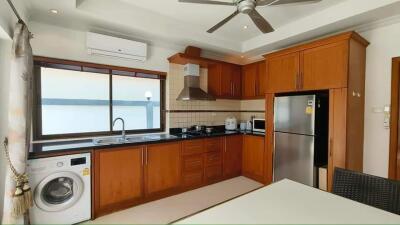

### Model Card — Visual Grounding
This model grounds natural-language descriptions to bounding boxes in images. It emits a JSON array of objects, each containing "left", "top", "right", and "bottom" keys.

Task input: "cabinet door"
[
  {"left": 182, "top": 154, "right": 204, "bottom": 188},
  {"left": 232, "top": 64, "right": 242, "bottom": 99},
  {"left": 223, "top": 135, "right": 243, "bottom": 178},
  {"left": 302, "top": 41, "right": 349, "bottom": 90},
  {"left": 145, "top": 142, "right": 181, "bottom": 197},
  {"left": 221, "top": 63, "right": 233, "bottom": 97},
  {"left": 95, "top": 146, "right": 143, "bottom": 217},
  {"left": 327, "top": 89, "right": 347, "bottom": 192},
  {"left": 266, "top": 52, "right": 300, "bottom": 93},
  {"left": 242, "top": 63, "right": 257, "bottom": 98},
  {"left": 207, "top": 64, "right": 222, "bottom": 97},
  {"left": 257, "top": 61, "right": 267, "bottom": 97},
  {"left": 242, "top": 135, "right": 265, "bottom": 183}
]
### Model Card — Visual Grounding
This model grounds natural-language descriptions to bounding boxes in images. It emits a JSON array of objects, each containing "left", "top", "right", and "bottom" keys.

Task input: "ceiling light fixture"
[
  {"left": 49, "top": 9, "right": 59, "bottom": 14},
  {"left": 243, "top": 25, "right": 248, "bottom": 29}
]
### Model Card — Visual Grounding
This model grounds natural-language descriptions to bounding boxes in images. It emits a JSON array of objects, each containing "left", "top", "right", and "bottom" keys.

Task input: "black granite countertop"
[{"left": 29, "top": 130, "right": 265, "bottom": 159}]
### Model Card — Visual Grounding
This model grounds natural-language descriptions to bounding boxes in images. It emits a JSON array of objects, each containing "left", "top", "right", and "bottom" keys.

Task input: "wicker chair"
[{"left": 332, "top": 167, "right": 400, "bottom": 215}]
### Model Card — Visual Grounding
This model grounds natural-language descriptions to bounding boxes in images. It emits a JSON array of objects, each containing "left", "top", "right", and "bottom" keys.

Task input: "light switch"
[{"left": 384, "top": 105, "right": 391, "bottom": 129}]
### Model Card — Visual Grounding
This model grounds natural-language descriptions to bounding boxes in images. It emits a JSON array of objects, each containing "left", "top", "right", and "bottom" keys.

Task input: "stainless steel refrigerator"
[{"left": 273, "top": 93, "right": 328, "bottom": 187}]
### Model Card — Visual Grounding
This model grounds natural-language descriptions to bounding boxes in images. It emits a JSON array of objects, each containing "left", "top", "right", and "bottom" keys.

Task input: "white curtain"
[{"left": 2, "top": 22, "right": 33, "bottom": 225}]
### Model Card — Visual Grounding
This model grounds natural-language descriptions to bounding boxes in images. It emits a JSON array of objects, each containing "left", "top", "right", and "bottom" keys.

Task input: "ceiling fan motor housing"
[{"left": 238, "top": 0, "right": 256, "bottom": 14}]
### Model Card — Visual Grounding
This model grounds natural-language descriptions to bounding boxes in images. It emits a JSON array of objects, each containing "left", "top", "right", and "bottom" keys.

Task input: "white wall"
[
  {"left": 29, "top": 22, "right": 179, "bottom": 72},
  {"left": 360, "top": 21, "right": 400, "bottom": 178}
]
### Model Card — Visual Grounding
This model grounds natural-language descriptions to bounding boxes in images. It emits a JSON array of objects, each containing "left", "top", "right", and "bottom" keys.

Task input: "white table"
[{"left": 176, "top": 179, "right": 400, "bottom": 224}]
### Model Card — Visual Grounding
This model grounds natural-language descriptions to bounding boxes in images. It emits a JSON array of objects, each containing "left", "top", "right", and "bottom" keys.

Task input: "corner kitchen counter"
[{"left": 29, "top": 130, "right": 265, "bottom": 159}]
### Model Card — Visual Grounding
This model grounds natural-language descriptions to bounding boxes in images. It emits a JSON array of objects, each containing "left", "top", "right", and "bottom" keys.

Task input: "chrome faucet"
[{"left": 113, "top": 118, "right": 126, "bottom": 142}]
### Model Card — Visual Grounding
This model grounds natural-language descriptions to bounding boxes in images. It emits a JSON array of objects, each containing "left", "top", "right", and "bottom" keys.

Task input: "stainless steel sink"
[
  {"left": 92, "top": 137, "right": 127, "bottom": 145},
  {"left": 93, "top": 134, "right": 179, "bottom": 145}
]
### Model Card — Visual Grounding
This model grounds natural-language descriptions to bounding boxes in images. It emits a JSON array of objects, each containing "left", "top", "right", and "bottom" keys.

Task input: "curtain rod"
[{"left": 6, "top": 0, "right": 25, "bottom": 24}]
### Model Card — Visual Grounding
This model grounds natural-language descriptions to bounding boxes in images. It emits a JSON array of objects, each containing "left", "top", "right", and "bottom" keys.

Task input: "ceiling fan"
[{"left": 178, "top": 0, "right": 322, "bottom": 34}]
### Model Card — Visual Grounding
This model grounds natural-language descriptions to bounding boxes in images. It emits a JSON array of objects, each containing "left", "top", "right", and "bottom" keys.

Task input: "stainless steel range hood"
[{"left": 176, "top": 64, "right": 215, "bottom": 101}]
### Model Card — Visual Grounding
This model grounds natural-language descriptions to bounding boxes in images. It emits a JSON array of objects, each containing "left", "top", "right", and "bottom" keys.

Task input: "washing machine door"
[{"left": 34, "top": 171, "right": 84, "bottom": 212}]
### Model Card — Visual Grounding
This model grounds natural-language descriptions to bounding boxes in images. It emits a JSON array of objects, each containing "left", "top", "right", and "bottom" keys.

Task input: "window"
[{"left": 33, "top": 57, "right": 165, "bottom": 140}]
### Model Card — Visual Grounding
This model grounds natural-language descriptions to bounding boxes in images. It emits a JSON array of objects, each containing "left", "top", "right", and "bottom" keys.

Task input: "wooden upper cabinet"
[
  {"left": 94, "top": 146, "right": 144, "bottom": 217},
  {"left": 223, "top": 135, "right": 243, "bottom": 179},
  {"left": 302, "top": 41, "right": 349, "bottom": 90},
  {"left": 207, "top": 64, "right": 222, "bottom": 97},
  {"left": 265, "top": 32, "right": 369, "bottom": 94},
  {"left": 221, "top": 63, "right": 233, "bottom": 96},
  {"left": 266, "top": 52, "right": 300, "bottom": 93},
  {"left": 144, "top": 142, "right": 181, "bottom": 197},
  {"left": 242, "top": 63, "right": 257, "bottom": 98},
  {"left": 207, "top": 63, "right": 241, "bottom": 99},
  {"left": 257, "top": 61, "right": 267, "bottom": 97},
  {"left": 231, "top": 64, "right": 242, "bottom": 98}
]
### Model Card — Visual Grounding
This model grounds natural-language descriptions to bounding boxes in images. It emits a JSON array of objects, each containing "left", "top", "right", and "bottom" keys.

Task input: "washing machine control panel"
[{"left": 71, "top": 157, "right": 86, "bottom": 166}]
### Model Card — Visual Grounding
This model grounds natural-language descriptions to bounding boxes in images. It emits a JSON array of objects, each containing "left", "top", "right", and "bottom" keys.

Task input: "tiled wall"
[{"left": 167, "top": 64, "right": 265, "bottom": 129}]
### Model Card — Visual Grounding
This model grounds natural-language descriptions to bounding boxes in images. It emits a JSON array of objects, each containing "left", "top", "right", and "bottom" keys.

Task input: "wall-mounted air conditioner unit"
[{"left": 86, "top": 32, "right": 147, "bottom": 62}]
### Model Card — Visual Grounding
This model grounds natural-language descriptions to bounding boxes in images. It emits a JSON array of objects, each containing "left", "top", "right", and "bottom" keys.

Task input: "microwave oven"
[{"left": 252, "top": 118, "right": 265, "bottom": 133}]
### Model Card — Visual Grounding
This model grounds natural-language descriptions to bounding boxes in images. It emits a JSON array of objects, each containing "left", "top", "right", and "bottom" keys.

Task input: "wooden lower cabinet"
[
  {"left": 182, "top": 154, "right": 204, "bottom": 188},
  {"left": 144, "top": 142, "right": 181, "bottom": 198},
  {"left": 242, "top": 135, "right": 265, "bottom": 183},
  {"left": 94, "top": 146, "right": 144, "bottom": 217},
  {"left": 223, "top": 135, "right": 243, "bottom": 178},
  {"left": 94, "top": 136, "right": 249, "bottom": 218}
]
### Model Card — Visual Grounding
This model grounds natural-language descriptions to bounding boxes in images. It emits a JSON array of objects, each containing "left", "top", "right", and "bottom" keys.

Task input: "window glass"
[
  {"left": 36, "top": 63, "right": 164, "bottom": 139},
  {"left": 112, "top": 75, "right": 161, "bottom": 130},
  {"left": 41, "top": 68, "right": 110, "bottom": 135}
]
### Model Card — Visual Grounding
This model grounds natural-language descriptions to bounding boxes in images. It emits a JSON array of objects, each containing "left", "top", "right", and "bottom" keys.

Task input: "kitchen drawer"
[
  {"left": 182, "top": 171, "right": 203, "bottom": 187},
  {"left": 205, "top": 151, "right": 222, "bottom": 166},
  {"left": 205, "top": 165, "right": 222, "bottom": 183},
  {"left": 183, "top": 139, "right": 205, "bottom": 156},
  {"left": 182, "top": 154, "right": 204, "bottom": 172},
  {"left": 205, "top": 137, "right": 223, "bottom": 153}
]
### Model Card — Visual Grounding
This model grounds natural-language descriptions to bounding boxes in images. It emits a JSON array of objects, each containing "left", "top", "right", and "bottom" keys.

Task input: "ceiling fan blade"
[
  {"left": 178, "top": 0, "right": 235, "bottom": 6},
  {"left": 248, "top": 10, "right": 274, "bottom": 34},
  {"left": 256, "top": 0, "right": 278, "bottom": 6},
  {"left": 268, "top": 0, "right": 322, "bottom": 6},
  {"left": 207, "top": 10, "right": 239, "bottom": 33}
]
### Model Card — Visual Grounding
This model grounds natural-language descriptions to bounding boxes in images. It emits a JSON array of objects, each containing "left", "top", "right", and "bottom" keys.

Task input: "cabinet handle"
[
  {"left": 224, "top": 138, "right": 227, "bottom": 153},
  {"left": 329, "top": 139, "right": 333, "bottom": 158},
  {"left": 300, "top": 72, "right": 303, "bottom": 90},
  {"left": 145, "top": 146, "right": 148, "bottom": 165},
  {"left": 232, "top": 83, "right": 235, "bottom": 96},
  {"left": 295, "top": 73, "right": 299, "bottom": 90}
]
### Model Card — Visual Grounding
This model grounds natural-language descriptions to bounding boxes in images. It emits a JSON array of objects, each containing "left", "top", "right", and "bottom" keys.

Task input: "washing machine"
[{"left": 28, "top": 153, "right": 91, "bottom": 225}]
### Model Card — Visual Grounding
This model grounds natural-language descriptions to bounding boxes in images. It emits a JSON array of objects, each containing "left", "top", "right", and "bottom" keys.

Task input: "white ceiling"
[
  {"left": 119, "top": 0, "right": 344, "bottom": 42},
  {"left": 25, "top": 0, "right": 400, "bottom": 60}
]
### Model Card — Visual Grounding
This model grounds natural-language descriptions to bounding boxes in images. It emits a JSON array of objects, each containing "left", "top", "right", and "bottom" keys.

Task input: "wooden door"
[
  {"left": 389, "top": 57, "right": 400, "bottom": 180},
  {"left": 232, "top": 64, "right": 242, "bottom": 99},
  {"left": 327, "top": 89, "right": 347, "bottom": 192},
  {"left": 145, "top": 142, "right": 181, "bottom": 197},
  {"left": 302, "top": 41, "right": 349, "bottom": 90},
  {"left": 223, "top": 135, "right": 243, "bottom": 178},
  {"left": 257, "top": 61, "right": 266, "bottom": 97},
  {"left": 242, "top": 135, "right": 265, "bottom": 183},
  {"left": 94, "top": 146, "right": 144, "bottom": 217},
  {"left": 242, "top": 63, "right": 257, "bottom": 98},
  {"left": 207, "top": 64, "right": 222, "bottom": 97},
  {"left": 266, "top": 52, "right": 299, "bottom": 93}
]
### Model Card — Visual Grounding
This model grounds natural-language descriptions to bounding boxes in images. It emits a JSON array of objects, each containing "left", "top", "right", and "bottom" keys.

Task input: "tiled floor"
[{"left": 84, "top": 176, "right": 263, "bottom": 224}]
